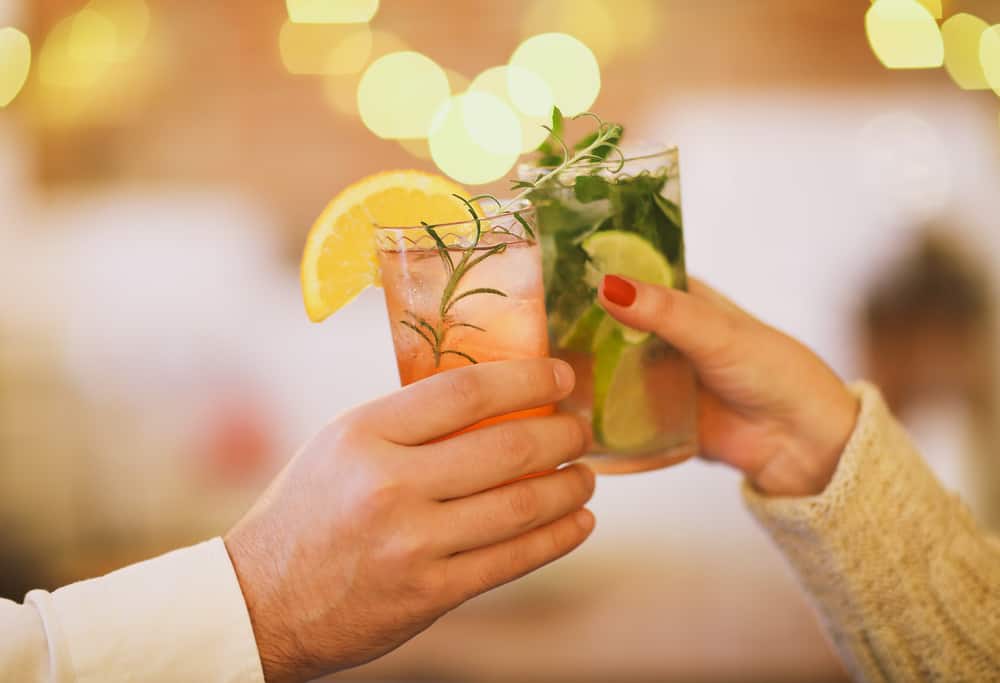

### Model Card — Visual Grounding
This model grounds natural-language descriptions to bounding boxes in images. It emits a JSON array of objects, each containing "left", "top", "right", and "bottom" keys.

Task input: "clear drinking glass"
[
  {"left": 375, "top": 202, "right": 553, "bottom": 431},
  {"left": 521, "top": 145, "right": 698, "bottom": 473}
]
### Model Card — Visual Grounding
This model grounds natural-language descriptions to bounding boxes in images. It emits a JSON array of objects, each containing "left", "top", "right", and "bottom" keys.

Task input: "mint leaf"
[
  {"left": 574, "top": 174, "right": 610, "bottom": 203},
  {"left": 653, "top": 194, "right": 683, "bottom": 229},
  {"left": 535, "top": 107, "right": 567, "bottom": 167}
]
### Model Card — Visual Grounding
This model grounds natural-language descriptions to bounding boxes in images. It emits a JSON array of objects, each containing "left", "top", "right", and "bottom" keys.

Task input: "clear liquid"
[
  {"left": 378, "top": 238, "right": 550, "bottom": 386},
  {"left": 525, "top": 150, "right": 699, "bottom": 473}
]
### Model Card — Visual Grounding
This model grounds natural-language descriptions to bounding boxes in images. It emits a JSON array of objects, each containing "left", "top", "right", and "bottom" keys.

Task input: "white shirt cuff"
[{"left": 27, "top": 537, "right": 265, "bottom": 683}]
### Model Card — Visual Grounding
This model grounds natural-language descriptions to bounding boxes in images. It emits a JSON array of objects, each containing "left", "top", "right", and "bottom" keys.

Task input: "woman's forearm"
[{"left": 745, "top": 383, "right": 1000, "bottom": 682}]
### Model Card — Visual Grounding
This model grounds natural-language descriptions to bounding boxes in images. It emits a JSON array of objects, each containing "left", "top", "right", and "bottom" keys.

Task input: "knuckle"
[
  {"left": 531, "top": 359, "right": 560, "bottom": 396},
  {"left": 562, "top": 417, "right": 588, "bottom": 456},
  {"left": 648, "top": 286, "right": 676, "bottom": 322},
  {"left": 358, "top": 465, "right": 405, "bottom": 517},
  {"left": 495, "top": 425, "right": 534, "bottom": 470},
  {"left": 546, "top": 518, "right": 577, "bottom": 555},
  {"left": 321, "top": 413, "right": 366, "bottom": 451},
  {"left": 385, "top": 532, "right": 432, "bottom": 566},
  {"left": 412, "top": 566, "right": 447, "bottom": 602},
  {"left": 473, "top": 564, "right": 502, "bottom": 595},
  {"left": 507, "top": 484, "right": 540, "bottom": 528},
  {"left": 566, "top": 465, "right": 595, "bottom": 500},
  {"left": 502, "top": 537, "right": 528, "bottom": 574},
  {"left": 447, "top": 371, "right": 485, "bottom": 413}
]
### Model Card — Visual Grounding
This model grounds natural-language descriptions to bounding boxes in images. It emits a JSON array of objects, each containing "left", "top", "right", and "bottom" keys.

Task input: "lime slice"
[
  {"left": 592, "top": 328, "right": 659, "bottom": 451},
  {"left": 581, "top": 231, "right": 675, "bottom": 345},
  {"left": 557, "top": 303, "right": 607, "bottom": 352}
]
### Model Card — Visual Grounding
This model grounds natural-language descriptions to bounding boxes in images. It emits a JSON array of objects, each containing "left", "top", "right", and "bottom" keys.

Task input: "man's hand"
[{"left": 224, "top": 359, "right": 595, "bottom": 683}]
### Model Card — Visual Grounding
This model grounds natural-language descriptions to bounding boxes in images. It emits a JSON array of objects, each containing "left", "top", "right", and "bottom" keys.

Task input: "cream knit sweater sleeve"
[{"left": 744, "top": 382, "right": 1000, "bottom": 682}]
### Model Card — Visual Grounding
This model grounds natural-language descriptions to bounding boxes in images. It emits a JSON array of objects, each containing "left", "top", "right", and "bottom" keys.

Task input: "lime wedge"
[
  {"left": 581, "top": 231, "right": 675, "bottom": 345},
  {"left": 592, "top": 328, "right": 659, "bottom": 451},
  {"left": 557, "top": 303, "right": 607, "bottom": 352}
]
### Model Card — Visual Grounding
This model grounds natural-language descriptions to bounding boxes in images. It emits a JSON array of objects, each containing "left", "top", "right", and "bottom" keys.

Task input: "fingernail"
[
  {"left": 553, "top": 360, "right": 574, "bottom": 392},
  {"left": 575, "top": 508, "right": 595, "bottom": 532},
  {"left": 603, "top": 275, "right": 636, "bottom": 307}
]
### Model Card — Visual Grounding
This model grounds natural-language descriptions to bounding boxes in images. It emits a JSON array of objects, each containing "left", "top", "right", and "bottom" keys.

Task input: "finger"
[
  {"left": 443, "top": 507, "right": 596, "bottom": 604},
  {"left": 414, "top": 414, "right": 591, "bottom": 500},
  {"left": 358, "top": 359, "right": 575, "bottom": 446},
  {"left": 598, "top": 274, "right": 744, "bottom": 364},
  {"left": 433, "top": 464, "right": 595, "bottom": 555}
]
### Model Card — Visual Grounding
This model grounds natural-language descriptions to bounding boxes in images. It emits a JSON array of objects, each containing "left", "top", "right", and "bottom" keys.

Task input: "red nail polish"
[{"left": 603, "top": 275, "right": 636, "bottom": 307}]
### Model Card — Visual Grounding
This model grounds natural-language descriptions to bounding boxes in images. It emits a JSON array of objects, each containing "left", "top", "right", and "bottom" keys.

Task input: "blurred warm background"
[{"left": 3, "top": 1, "right": 1000, "bottom": 681}]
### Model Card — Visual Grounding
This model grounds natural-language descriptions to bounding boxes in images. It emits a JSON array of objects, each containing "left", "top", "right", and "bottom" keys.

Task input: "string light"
[
  {"left": 279, "top": 21, "right": 370, "bottom": 75},
  {"left": 358, "top": 51, "right": 450, "bottom": 138},
  {"left": 865, "top": 0, "right": 944, "bottom": 69},
  {"left": 89, "top": 0, "right": 149, "bottom": 61},
  {"left": 941, "top": 14, "right": 990, "bottom": 90},
  {"left": 444, "top": 68, "right": 470, "bottom": 95},
  {"left": 509, "top": 33, "right": 600, "bottom": 115},
  {"left": 33, "top": 0, "right": 154, "bottom": 128},
  {"left": 469, "top": 65, "right": 553, "bottom": 152},
  {"left": 397, "top": 138, "right": 431, "bottom": 160},
  {"left": 321, "top": 30, "right": 406, "bottom": 118},
  {"left": 870, "top": 0, "right": 942, "bottom": 18},
  {"left": 286, "top": 0, "right": 378, "bottom": 24},
  {"left": 981, "top": 26, "right": 1000, "bottom": 97},
  {"left": 429, "top": 92, "right": 521, "bottom": 184},
  {"left": 39, "top": 8, "right": 117, "bottom": 88},
  {"left": 521, "top": 0, "right": 617, "bottom": 64},
  {"left": 0, "top": 27, "right": 30, "bottom": 107}
]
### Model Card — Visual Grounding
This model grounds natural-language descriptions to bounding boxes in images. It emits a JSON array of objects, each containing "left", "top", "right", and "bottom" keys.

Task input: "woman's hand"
[
  {"left": 225, "top": 358, "right": 595, "bottom": 683},
  {"left": 600, "top": 275, "right": 859, "bottom": 497}
]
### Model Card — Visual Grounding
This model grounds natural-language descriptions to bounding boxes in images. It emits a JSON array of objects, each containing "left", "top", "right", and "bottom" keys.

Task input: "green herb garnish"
[{"left": 400, "top": 111, "right": 630, "bottom": 368}]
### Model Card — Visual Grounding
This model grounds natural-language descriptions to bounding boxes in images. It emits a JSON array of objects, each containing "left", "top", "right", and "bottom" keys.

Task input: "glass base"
[{"left": 580, "top": 441, "right": 698, "bottom": 475}]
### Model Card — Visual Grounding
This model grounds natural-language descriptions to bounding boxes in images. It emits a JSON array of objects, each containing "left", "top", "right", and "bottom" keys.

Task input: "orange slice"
[{"left": 300, "top": 170, "right": 469, "bottom": 322}]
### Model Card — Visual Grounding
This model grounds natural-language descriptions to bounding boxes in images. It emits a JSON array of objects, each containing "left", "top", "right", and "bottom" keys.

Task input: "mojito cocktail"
[{"left": 524, "top": 145, "right": 698, "bottom": 473}]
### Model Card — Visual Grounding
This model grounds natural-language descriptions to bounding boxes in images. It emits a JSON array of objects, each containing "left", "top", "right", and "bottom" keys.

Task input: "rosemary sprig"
[
  {"left": 399, "top": 195, "right": 512, "bottom": 367},
  {"left": 506, "top": 109, "right": 625, "bottom": 205},
  {"left": 398, "top": 110, "right": 626, "bottom": 369}
]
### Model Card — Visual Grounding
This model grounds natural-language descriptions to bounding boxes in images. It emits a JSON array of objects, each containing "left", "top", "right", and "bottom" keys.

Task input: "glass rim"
[{"left": 373, "top": 198, "right": 534, "bottom": 232}]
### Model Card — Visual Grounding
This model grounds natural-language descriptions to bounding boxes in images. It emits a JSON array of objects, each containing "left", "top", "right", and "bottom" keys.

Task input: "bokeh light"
[
  {"left": 869, "top": 0, "right": 942, "bottom": 18},
  {"left": 444, "top": 68, "right": 470, "bottom": 95},
  {"left": 397, "top": 138, "right": 431, "bottom": 160},
  {"left": 521, "top": 0, "right": 617, "bottom": 64},
  {"left": 327, "top": 25, "right": 373, "bottom": 75},
  {"left": 865, "top": 0, "right": 944, "bottom": 69},
  {"left": 358, "top": 51, "right": 450, "bottom": 138},
  {"left": 520, "top": 0, "right": 658, "bottom": 65},
  {"left": 279, "top": 21, "right": 371, "bottom": 75},
  {"left": 32, "top": 0, "right": 156, "bottom": 128},
  {"left": 39, "top": 8, "right": 118, "bottom": 88},
  {"left": 90, "top": 0, "right": 149, "bottom": 62},
  {"left": 0, "top": 27, "right": 31, "bottom": 107},
  {"left": 321, "top": 30, "right": 406, "bottom": 118},
  {"left": 941, "top": 14, "right": 990, "bottom": 90},
  {"left": 469, "top": 65, "right": 553, "bottom": 152},
  {"left": 429, "top": 92, "right": 521, "bottom": 184},
  {"left": 869, "top": 0, "right": 942, "bottom": 19},
  {"left": 286, "top": 0, "right": 378, "bottom": 24},
  {"left": 982, "top": 26, "right": 1000, "bottom": 97},
  {"left": 510, "top": 33, "right": 600, "bottom": 116}
]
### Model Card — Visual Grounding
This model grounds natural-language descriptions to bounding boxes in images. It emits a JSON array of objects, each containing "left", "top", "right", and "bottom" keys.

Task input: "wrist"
[
  {"left": 224, "top": 526, "right": 301, "bottom": 683},
  {"left": 753, "top": 383, "right": 859, "bottom": 498}
]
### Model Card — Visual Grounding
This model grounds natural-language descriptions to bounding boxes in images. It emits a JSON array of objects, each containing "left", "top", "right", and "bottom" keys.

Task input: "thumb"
[{"left": 598, "top": 274, "right": 739, "bottom": 364}]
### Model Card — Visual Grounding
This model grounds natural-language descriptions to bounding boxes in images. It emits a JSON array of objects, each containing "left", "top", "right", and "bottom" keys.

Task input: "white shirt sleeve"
[{"left": 0, "top": 537, "right": 266, "bottom": 683}]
